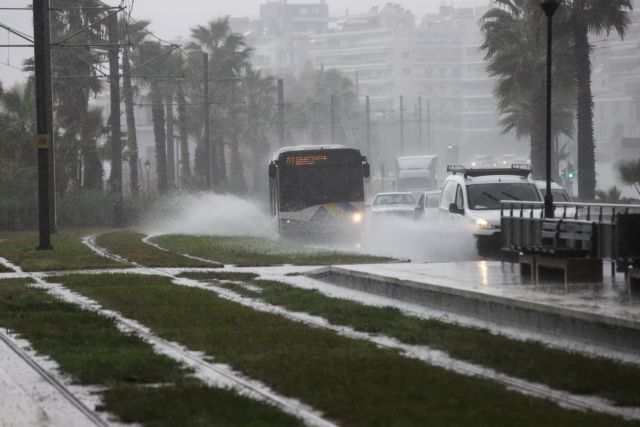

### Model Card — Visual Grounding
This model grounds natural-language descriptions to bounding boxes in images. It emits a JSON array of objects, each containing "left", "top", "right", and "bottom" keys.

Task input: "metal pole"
[
  {"left": 427, "top": 100, "right": 431, "bottom": 154},
  {"left": 165, "top": 98, "right": 175, "bottom": 187},
  {"left": 400, "top": 95, "right": 404, "bottom": 155},
  {"left": 33, "top": 0, "right": 52, "bottom": 250},
  {"left": 418, "top": 96, "right": 423, "bottom": 154},
  {"left": 45, "top": 5, "right": 56, "bottom": 232},
  {"left": 330, "top": 93, "right": 336, "bottom": 145},
  {"left": 542, "top": 7, "right": 557, "bottom": 218},
  {"left": 366, "top": 95, "right": 370, "bottom": 157},
  {"left": 203, "top": 53, "right": 211, "bottom": 189},
  {"left": 108, "top": 13, "right": 124, "bottom": 227},
  {"left": 277, "top": 78, "right": 285, "bottom": 147}
]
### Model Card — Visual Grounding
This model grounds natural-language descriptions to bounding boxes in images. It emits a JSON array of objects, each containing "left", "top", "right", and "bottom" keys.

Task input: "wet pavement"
[
  {"left": 309, "top": 261, "right": 640, "bottom": 354},
  {"left": 323, "top": 261, "right": 640, "bottom": 321}
]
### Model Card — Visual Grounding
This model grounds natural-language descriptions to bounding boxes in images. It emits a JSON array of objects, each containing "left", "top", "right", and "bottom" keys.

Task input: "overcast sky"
[{"left": 0, "top": 0, "right": 488, "bottom": 87}]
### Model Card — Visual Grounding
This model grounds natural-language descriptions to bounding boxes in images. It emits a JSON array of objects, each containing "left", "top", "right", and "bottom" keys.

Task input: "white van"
[{"left": 439, "top": 166, "right": 542, "bottom": 250}]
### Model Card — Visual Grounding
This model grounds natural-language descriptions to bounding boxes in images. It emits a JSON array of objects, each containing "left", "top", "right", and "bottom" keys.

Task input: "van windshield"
[{"left": 467, "top": 183, "right": 540, "bottom": 210}]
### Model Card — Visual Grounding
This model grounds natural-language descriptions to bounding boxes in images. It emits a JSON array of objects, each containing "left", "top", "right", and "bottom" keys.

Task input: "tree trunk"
[
  {"left": 122, "top": 48, "right": 139, "bottom": 195},
  {"left": 229, "top": 133, "right": 246, "bottom": 194},
  {"left": 151, "top": 87, "right": 168, "bottom": 193},
  {"left": 574, "top": 8, "right": 596, "bottom": 201},
  {"left": 166, "top": 95, "right": 175, "bottom": 189},
  {"left": 176, "top": 84, "right": 191, "bottom": 185},
  {"left": 80, "top": 103, "right": 103, "bottom": 190},
  {"left": 214, "top": 120, "right": 226, "bottom": 186}
]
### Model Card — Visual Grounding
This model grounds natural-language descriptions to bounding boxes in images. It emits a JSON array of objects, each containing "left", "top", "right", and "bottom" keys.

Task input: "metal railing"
[
  {"left": 501, "top": 201, "right": 640, "bottom": 274},
  {"left": 501, "top": 200, "right": 640, "bottom": 223}
]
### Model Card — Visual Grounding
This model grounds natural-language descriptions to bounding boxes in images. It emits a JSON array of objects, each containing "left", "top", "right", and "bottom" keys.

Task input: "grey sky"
[{"left": 0, "top": 0, "right": 488, "bottom": 87}]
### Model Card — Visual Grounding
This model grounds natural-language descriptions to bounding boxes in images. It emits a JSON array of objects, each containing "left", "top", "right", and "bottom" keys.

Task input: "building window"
[
  {"left": 403, "top": 68, "right": 411, "bottom": 75},
  {"left": 402, "top": 51, "right": 410, "bottom": 58}
]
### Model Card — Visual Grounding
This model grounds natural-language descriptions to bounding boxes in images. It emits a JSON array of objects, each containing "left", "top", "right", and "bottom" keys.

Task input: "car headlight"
[
  {"left": 474, "top": 217, "right": 492, "bottom": 229},
  {"left": 351, "top": 212, "right": 363, "bottom": 224}
]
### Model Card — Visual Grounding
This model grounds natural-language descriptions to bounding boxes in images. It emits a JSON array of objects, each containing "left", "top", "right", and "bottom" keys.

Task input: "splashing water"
[
  {"left": 141, "top": 193, "right": 278, "bottom": 239},
  {"left": 140, "top": 193, "right": 478, "bottom": 263},
  {"left": 360, "top": 215, "right": 479, "bottom": 263}
]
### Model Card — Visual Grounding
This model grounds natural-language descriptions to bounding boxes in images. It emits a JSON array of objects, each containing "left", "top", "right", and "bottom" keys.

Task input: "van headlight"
[
  {"left": 474, "top": 217, "right": 492, "bottom": 229},
  {"left": 351, "top": 212, "right": 363, "bottom": 224}
]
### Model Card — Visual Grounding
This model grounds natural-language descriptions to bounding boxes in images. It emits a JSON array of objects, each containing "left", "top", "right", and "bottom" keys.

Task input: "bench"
[
  {"left": 518, "top": 219, "right": 602, "bottom": 285},
  {"left": 616, "top": 214, "right": 640, "bottom": 278}
]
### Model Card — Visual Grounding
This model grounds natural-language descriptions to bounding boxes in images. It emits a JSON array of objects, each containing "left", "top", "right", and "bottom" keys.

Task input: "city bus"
[{"left": 268, "top": 145, "right": 370, "bottom": 238}]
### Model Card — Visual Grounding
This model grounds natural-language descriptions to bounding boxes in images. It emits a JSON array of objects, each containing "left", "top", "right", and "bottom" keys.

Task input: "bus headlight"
[
  {"left": 351, "top": 212, "right": 363, "bottom": 224},
  {"left": 474, "top": 217, "right": 492, "bottom": 230}
]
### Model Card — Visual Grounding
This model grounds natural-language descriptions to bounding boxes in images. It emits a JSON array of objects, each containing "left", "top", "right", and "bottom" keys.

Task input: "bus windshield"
[{"left": 279, "top": 152, "right": 364, "bottom": 211}]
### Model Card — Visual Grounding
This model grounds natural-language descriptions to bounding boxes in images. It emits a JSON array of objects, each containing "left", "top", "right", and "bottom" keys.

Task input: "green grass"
[
  {"left": 152, "top": 235, "right": 393, "bottom": 266},
  {"left": 60, "top": 273, "right": 636, "bottom": 427},
  {"left": 0, "top": 230, "right": 123, "bottom": 271},
  {"left": 96, "top": 231, "right": 222, "bottom": 268},
  {"left": 209, "top": 277, "right": 640, "bottom": 408},
  {"left": 0, "top": 278, "right": 185, "bottom": 385},
  {"left": 0, "top": 278, "right": 302, "bottom": 426},
  {"left": 102, "top": 382, "right": 302, "bottom": 427}
]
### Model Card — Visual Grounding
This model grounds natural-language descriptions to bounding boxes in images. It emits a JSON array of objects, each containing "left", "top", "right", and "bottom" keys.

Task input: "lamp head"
[
  {"left": 144, "top": 160, "right": 151, "bottom": 172},
  {"left": 540, "top": 0, "right": 563, "bottom": 16}
]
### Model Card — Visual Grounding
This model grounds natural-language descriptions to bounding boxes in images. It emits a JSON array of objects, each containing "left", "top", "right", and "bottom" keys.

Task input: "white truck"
[{"left": 395, "top": 155, "right": 439, "bottom": 191}]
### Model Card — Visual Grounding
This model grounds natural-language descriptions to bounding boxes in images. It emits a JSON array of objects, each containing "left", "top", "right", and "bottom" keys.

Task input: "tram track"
[{"left": 0, "top": 328, "right": 109, "bottom": 427}]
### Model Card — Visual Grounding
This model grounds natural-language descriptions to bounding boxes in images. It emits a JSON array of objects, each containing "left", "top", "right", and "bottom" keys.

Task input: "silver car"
[{"left": 369, "top": 192, "right": 417, "bottom": 220}]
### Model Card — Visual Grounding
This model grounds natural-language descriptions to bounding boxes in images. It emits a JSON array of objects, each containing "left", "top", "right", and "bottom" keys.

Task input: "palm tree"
[
  {"left": 120, "top": 19, "right": 150, "bottom": 195},
  {"left": 0, "top": 83, "right": 36, "bottom": 166},
  {"left": 242, "top": 69, "right": 275, "bottom": 194},
  {"left": 568, "top": 0, "right": 632, "bottom": 200},
  {"left": 132, "top": 41, "right": 176, "bottom": 193},
  {"left": 595, "top": 185, "right": 622, "bottom": 202},
  {"left": 618, "top": 158, "right": 640, "bottom": 196},
  {"left": 49, "top": 0, "right": 107, "bottom": 191},
  {"left": 186, "top": 18, "right": 253, "bottom": 189},
  {"left": 481, "top": 0, "right": 575, "bottom": 178},
  {"left": 176, "top": 79, "right": 192, "bottom": 186}
]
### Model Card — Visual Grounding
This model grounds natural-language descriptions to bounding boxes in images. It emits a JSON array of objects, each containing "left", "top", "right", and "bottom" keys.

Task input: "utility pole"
[
  {"left": 418, "top": 96, "right": 423, "bottom": 154},
  {"left": 330, "top": 94, "right": 336, "bottom": 145},
  {"left": 400, "top": 95, "right": 404, "bottom": 155},
  {"left": 365, "top": 95, "right": 370, "bottom": 157},
  {"left": 203, "top": 53, "right": 211, "bottom": 189},
  {"left": 427, "top": 100, "right": 431, "bottom": 154},
  {"left": 166, "top": 97, "right": 175, "bottom": 187},
  {"left": 277, "top": 78, "right": 285, "bottom": 148},
  {"left": 108, "top": 12, "right": 124, "bottom": 226},
  {"left": 46, "top": 8, "right": 56, "bottom": 233},
  {"left": 355, "top": 70, "right": 359, "bottom": 99},
  {"left": 34, "top": 0, "right": 52, "bottom": 250}
]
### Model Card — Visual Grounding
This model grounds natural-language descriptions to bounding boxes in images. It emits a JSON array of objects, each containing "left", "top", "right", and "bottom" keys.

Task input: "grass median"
[
  {"left": 0, "top": 230, "right": 123, "bottom": 271},
  {"left": 60, "top": 273, "right": 635, "bottom": 426},
  {"left": 0, "top": 278, "right": 302, "bottom": 426},
  {"left": 151, "top": 234, "right": 393, "bottom": 266},
  {"left": 96, "top": 231, "right": 221, "bottom": 268},
  {"left": 186, "top": 273, "right": 640, "bottom": 408}
]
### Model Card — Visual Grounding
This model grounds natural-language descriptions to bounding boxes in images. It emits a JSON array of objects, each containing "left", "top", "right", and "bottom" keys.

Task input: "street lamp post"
[{"left": 540, "top": 0, "right": 562, "bottom": 219}]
